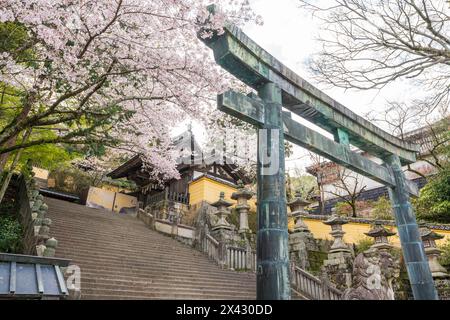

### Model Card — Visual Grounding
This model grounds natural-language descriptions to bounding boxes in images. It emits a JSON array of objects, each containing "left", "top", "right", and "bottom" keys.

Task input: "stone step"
[
  {"left": 67, "top": 264, "right": 255, "bottom": 282},
  {"left": 78, "top": 272, "right": 255, "bottom": 287},
  {"left": 79, "top": 279, "right": 255, "bottom": 292},
  {"left": 80, "top": 288, "right": 255, "bottom": 300},
  {"left": 58, "top": 252, "right": 252, "bottom": 275},
  {"left": 80, "top": 282, "right": 255, "bottom": 296},
  {"left": 49, "top": 233, "right": 200, "bottom": 251},
  {"left": 43, "top": 197, "right": 262, "bottom": 300},
  {"left": 53, "top": 240, "right": 209, "bottom": 256},
  {"left": 81, "top": 293, "right": 254, "bottom": 300}
]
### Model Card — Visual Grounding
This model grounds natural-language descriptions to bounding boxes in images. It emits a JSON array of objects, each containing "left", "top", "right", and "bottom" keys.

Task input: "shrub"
[
  {"left": 439, "top": 239, "right": 450, "bottom": 268},
  {"left": 0, "top": 215, "right": 22, "bottom": 253},
  {"left": 49, "top": 165, "right": 95, "bottom": 197},
  {"left": 354, "top": 237, "right": 374, "bottom": 255},
  {"left": 372, "top": 197, "right": 394, "bottom": 220},
  {"left": 414, "top": 167, "right": 450, "bottom": 223},
  {"left": 335, "top": 202, "right": 352, "bottom": 217}
]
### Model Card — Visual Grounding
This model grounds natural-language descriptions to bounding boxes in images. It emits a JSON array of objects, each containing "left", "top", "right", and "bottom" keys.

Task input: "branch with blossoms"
[{"left": 0, "top": 0, "right": 262, "bottom": 181}]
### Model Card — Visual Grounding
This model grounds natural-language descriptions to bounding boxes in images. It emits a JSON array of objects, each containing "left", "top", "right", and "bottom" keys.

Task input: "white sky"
[{"left": 174, "top": 0, "right": 426, "bottom": 175}]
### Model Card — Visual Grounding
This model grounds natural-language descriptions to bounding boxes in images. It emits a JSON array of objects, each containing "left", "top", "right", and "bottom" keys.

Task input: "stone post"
[
  {"left": 288, "top": 192, "right": 310, "bottom": 233},
  {"left": 287, "top": 192, "right": 318, "bottom": 270},
  {"left": 231, "top": 181, "right": 254, "bottom": 235},
  {"left": 37, "top": 218, "right": 51, "bottom": 243},
  {"left": 419, "top": 224, "right": 450, "bottom": 299},
  {"left": 43, "top": 238, "right": 58, "bottom": 257},
  {"left": 210, "top": 192, "right": 235, "bottom": 268},
  {"left": 322, "top": 214, "right": 353, "bottom": 290},
  {"left": 210, "top": 192, "right": 234, "bottom": 239},
  {"left": 419, "top": 225, "right": 448, "bottom": 279}
]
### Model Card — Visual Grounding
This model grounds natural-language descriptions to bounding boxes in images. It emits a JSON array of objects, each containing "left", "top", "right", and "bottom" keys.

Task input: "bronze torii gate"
[{"left": 199, "top": 5, "right": 438, "bottom": 300}]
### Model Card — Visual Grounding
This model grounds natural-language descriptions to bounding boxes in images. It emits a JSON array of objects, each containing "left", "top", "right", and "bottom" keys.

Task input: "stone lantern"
[
  {"left": 365, "top": 222, "right": 396, "bottom": 252},
  {"left": 287, "top": 191, "right": 318, "bottom": 269},
  {"left": 287, "top": 191, "right": 310, "bottom": 233},
  {"left": 420, "top": 225, "right": 448, "bottom": 279},
  {"left": 210, "top": 192, "right": 233, "bottom": 232},
  {"left": 231, "top": 181, "right": 253, "bottom": 234},
  {"left": 323, "top": 215, "right": 351, "bottom": 254},
  {"left": 322, "top": 214, "right": 353, "bottom": 290}
]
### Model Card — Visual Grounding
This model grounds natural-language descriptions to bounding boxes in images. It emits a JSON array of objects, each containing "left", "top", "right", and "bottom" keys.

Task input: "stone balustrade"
[
  {"left": 14, "top": 174, "right": 57, "bottom": 257},
  {"left": 290, "top": 263, "right": 342, "bottom": 300}
]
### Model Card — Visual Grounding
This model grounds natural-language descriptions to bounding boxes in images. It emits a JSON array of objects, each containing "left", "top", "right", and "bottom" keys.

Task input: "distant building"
[
  {"left": 107, "top": 128, "right": 253, "bottom": 211},
  {"left": 306, "top": 117, "right": 449, "bottom": 215}
]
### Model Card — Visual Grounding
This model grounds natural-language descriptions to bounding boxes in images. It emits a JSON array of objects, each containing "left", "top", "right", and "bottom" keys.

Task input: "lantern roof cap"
[
  {"left": 419, "top": 225, "right": 444, "bottom": 240},
  {"left": 231, "top": 181, "right": 253, "bottom": 200},
  {"left": 323, "top": 214, "right": 348, "bottom": 226},
  {"left": 364, "top": 222, "right": 396, "bottom": 237},
  {"left": 288, "top": 191, "right": 310, "bottom": 207},
  {"left": 211, "top": 192, "right": 233, "bottom": 208}
]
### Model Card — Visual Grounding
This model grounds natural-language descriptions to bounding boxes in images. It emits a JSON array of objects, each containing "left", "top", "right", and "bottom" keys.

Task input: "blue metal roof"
[{"left": 0, "top": 253, "right": 71, "bottom": 299}]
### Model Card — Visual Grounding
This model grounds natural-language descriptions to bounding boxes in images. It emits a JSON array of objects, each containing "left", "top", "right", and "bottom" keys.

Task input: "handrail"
[
  {"left": 206, "top": 234, "right": 219, "bottom": 246},
  {"left": 291, "top": 265, "right": 342, "bottom": 300},
  {"left": 202, "top": 233, "right": 220, "bottom": 263}
]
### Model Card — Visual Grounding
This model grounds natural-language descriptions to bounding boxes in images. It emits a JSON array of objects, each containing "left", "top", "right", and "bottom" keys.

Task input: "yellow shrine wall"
[
  {"left": 32, "top": 167, "right": 49, "bottom": 180},
  {"left": 86, "top": 186, "right": 137, "bottom": 213},
  {"left": 188, "top": 176, "right": 257, "bottom": 211},
  {"left": 294, "top": 217, "right": 450, "bottom": 247}
]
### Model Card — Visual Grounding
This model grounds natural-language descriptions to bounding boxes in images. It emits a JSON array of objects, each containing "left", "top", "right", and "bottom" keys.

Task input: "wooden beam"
[{"left": 200, "top": 15, "right": 419, "bottom": 165}]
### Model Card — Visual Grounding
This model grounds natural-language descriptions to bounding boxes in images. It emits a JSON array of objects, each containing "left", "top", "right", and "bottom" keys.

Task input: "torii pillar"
[{"left": 256, "top": 83, "right": 291, "bottom": 300}]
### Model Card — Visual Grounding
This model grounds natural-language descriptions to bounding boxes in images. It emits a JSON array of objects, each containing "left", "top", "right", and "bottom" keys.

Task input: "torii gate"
[{"left": 199, "top": 5, "right": 438, "bottom": 300}]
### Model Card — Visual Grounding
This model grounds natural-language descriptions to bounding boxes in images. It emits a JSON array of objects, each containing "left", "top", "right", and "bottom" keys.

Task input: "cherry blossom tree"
[{"left": 0, "top": 0, "right": 260, "bottom": 181}]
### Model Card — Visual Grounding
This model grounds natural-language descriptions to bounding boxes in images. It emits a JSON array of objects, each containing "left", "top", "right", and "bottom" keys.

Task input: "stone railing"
[
  {"left": 290, "top": 264, "right": 342, "bottom": 300},
  {"left": 138, "top": 206, "right": 257, "bottom": 272},
  {"left": 138, "top": 208, "right": 195, "bottom": 246},
  {"left": 202, "top": 234, "right": 220, "bottom": 263},
  {"left": 15, "top": 175, "right": 38, "bottom": 255},
  {"left": 13, "top": 175, "right": 58, "bottom": 257},
  {"left": 226, "top": 246, "right": 257, "bottom": 272},
  {"left": 137, "top": 200, "right": 343, "bottom": 299}
]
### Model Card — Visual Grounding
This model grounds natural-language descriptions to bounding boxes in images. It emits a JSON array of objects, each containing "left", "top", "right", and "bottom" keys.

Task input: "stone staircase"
[{"left": 45, "top": 197, "right": 257, "bottom": 300}]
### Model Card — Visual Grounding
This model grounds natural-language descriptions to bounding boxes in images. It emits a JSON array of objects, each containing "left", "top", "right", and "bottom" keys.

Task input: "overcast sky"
[
  {"left": 176, "top": 0, "right": 425, "bottom": 175},
  {"left": 241, "top": 0, "right": 426, "bottom": 173}
]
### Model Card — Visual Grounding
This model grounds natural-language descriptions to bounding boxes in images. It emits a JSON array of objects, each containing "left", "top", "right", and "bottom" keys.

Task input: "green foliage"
[
  {"left": 0, "top": 22, "right": 34, "bottom": 64},
  {"left": 0, "top": 215, "right": 22, "bottom": 253},
  {"left": 0, "top": 199, "right": 16, "bottom": 216},
  {"left": 438, "top": 239, "right": 450, "bottom": 268},
  {"left": 415, "top": 167, "right": 450, "bottom": 223},
  {"left": 17, "top": 129, "right": 81, "bottom": 171},
  {"left": 102, "top": 176, "right": 137, "bottom": 191},
  {"left": 49, "top": 165, "right": 96, "bottom": 197},
  {"left": 372, "top": 196, "right": 394, "bottom": 220},
  {"left": 354, "top": 237, "right": 374, "bottom": 255},
  {"left": 335, "top": 202, "right": 352, "bottom": 217},
  {"left": 307, "top": 250, "right": 328, "bottom": 275}
]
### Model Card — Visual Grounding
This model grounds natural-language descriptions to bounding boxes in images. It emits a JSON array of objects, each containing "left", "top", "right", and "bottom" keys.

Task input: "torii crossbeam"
[{"left": 199, "top": 5, "right": 438, "bottom": 300}]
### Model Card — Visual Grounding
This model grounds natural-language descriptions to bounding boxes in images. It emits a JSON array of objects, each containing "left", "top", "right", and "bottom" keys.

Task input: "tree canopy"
[{"left": 0, "top": 0, "right": 258, "bottom": 181}]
